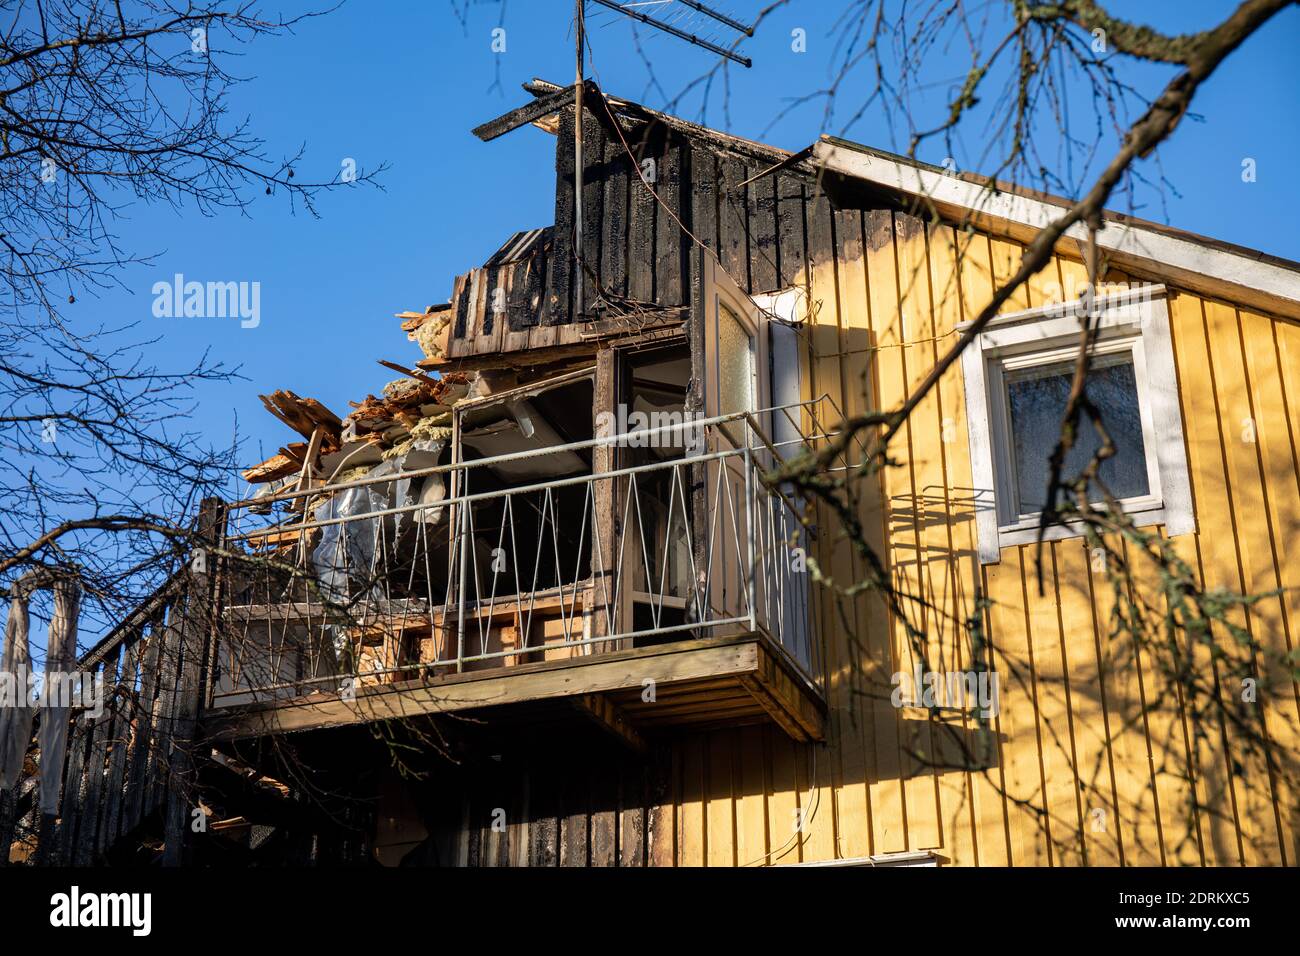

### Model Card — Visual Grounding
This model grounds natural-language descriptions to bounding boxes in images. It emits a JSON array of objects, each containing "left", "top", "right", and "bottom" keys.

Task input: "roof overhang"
[{"left": 812, "top": 137, "right": 1300, "bottom": 321}]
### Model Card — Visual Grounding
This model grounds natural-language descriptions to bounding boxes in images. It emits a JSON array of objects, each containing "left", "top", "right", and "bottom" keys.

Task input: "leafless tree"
[{"left": 0, "top": 1, "right": 383, "bottom": 631}]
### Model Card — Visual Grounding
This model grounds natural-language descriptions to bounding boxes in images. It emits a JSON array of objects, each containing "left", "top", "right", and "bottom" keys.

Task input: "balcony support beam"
[
  {"left": 572, "top": 694, "right": 645, "bottom": 753},
  {"left": 204, "top": 632, "right": 824, "bottom": 744}
]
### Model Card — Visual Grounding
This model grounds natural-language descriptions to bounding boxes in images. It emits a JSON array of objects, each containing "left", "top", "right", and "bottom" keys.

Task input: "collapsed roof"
[{"left": 240, "top": 78, "right": 1300, "bottom": 512}]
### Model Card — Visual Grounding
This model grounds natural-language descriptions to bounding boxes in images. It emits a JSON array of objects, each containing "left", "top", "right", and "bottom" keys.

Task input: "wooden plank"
[
  {"left": 600, "top": 132, "right": 630, "bottom": 300},
  {"left": 572, "top": 694, "right": 645, "bottom": 752},
  {"left": 590, "top": 348, "right": 618, "bottom": 648},
  {"left": 163, "top": 499, "right": 222, "bottom": 866},
  {"left": 766, "top": 727, "right": 801, "bottom": 863},
  {"left": 735, "top": 725, "right": 769, "bottom": 866},
  {"left": 636, "top": 700, "right": 767, "bottom": 726},
  {"left": 74, "top": 647, "right": 122, "bottom": 865},
  {"left": 647, "top": 743, "right": 674, "bottom": 866},
  {"left": 860, "top": 207, "right": 909, "bottom": 855},
  {"left": 621, "top": 689, "right": 753, "bottom": 713},
  {"left": 0, "top": 787, "right": 17, "bottom": 868},
  {"left": 209, "top": 635, "right": 778, "bottom": 739},
  {"left": 798, "top": 190, "right": 847, "bottom": 864},
  {"left": 481, "top": 263, "right": 509, "bottom": 356},
  {"left": 891, "top": 210, "right": 945, "bottom": 854},
  {"left": 123, "top": 616, "right": 165, "bottom": 835},
  {"left": 828, "top": 205, "right": 877, "bottom": 863},
  {"left": 54, "top": 705, "right": 91, "bottom": 865},
  {"left": 1085, "top": 529, "right": 1157, "bottom": 865},
  {"left": 690, "top": 145, "right": 719, "bottom": 256},
  {"left": 99, "top": 637, "right": 138, "bottom": 855},
  {"left": 676, "top": 734, "right": 705, "bottom": 865},
  {"left": 451, "top": 272, "right": 471, "bottom": 341},
  {"left": 926, "top": 220, "right": 989, "bottom": 866},
  {"left": 747, "top": 167, "right": 778, "bottom": 293},
  {"left": 1053, "top": 539, "right": 1122, "bottom": 867},
  {"left": 560, "top": 759, "right": 589, "bottom": 866},
  {"left": 1239, "top": 312, "right": 1300, "bottom": 856},
  {"left": 626, "top": 122, "right": 659, "bottom": 304},
  {"left": 581, "top": 122, "right": 606, "bottom": 317},
  {"left": 1201, "top": 298, "right": 1289, "bottom": 864},
  {"left": 527, "top": 764, "right": 558, "bottom": 866},
  {"left": 505, "top": 245, "right": 542, "bottom": 351},
  {"left": 465, "top": 266, "right": 487, "bottom": 354},
  {"left": 541, "top": 107, "right": 576, "bottom": 336},
  {"left": 1239, "top": 309, "right": 1300, "bottom": 733},
  {"left": 984, "top": 547, "right": 1043, "bottom": 864},
  {"left": 716, "top": 156, "right": 749, "bottom": 286},
  {"left": 1030, "top": 543, "right": 1087, "bottom": 865},
  {"left": 617, "top": 758, "right": 647, "bottom": 867},
  {"left": 653, "top": 132, "right": 685, "bottom": 306},
  {"left": 775, "top": 174, "right": 806, "bottom": 288},
  {"left": 1165, "top": 291, "right": 1244, "bottom": 865},
  {"left": 705, "top": 730, "right": 735, "bottom": 866},
  {"left": 146, "top": 608, "right": 183, "bottom": 821},
  {"left": 589, "top": 763, "right": 618, "bottom": 867},
  {"left": 472, "top": 84, "right": 578, "bottom": 141},
  {"left": 1125, "top": 530, "right": 1196, "bottom": 865}
]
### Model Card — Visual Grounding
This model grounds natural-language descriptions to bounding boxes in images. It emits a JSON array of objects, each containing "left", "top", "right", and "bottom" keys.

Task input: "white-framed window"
[{"left": 959, "top": 285, "right": 1194, "bottom": 564}]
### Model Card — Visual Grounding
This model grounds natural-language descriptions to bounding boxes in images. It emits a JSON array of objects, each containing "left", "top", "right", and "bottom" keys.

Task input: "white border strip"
[{"left": 814, "top": 140, "right": 1300, "bottom": 313}]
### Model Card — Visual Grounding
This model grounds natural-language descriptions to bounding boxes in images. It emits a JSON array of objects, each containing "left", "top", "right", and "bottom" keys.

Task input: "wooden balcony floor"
[{"left": 203, "top": 632, "right": 826, "bottom": 746}]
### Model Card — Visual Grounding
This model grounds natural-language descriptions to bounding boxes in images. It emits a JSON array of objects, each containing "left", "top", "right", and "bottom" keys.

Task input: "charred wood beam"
[
  {"left": 473, "top": 84, "right": 578, "bottom": 142},
  {"left": 571, "top": 694, "right": 645, "bottom": 753},
  {"left": 474, "top": 81, "right": 627, "bottom": 144}
]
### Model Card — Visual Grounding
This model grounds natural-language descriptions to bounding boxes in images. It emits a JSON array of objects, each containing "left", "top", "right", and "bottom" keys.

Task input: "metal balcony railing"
[{"left": 212, "top": 397, "right": 851, "bottom": 708}]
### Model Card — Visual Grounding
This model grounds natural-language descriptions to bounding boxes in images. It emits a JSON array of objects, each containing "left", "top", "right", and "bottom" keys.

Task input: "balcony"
[{"left": 203, "top": 403, "right": 830, "bottom": 746}]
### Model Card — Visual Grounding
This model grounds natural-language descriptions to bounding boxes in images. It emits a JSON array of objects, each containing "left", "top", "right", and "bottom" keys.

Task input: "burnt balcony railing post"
[
  {"left": 456, "top": 471, "right": 469, "bottom": 673},
  {"left": 162, "top": 496, "right": 224, "bottom": 867},
  {"left": 743, "top": 437, "right": 757, "bottom": 634}
]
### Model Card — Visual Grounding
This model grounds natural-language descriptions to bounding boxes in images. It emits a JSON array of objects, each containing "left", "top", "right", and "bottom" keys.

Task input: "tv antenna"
[{"left": 572, "top": 0, "right": 754, "bottom": 318}]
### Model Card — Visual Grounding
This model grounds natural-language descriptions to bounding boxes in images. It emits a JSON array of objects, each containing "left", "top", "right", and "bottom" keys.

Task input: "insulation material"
[
  {"left": 0, "top": 588, "right": 33, "bottom": 792},
  {"left": 411, "top": 318, "right": 448, "bottom": 360},
  {"left": 381, "top": 431, "right": 450, "bottom": 463},
  {"left": 460, "top": 400, "right": 585, "bottom": 480}
]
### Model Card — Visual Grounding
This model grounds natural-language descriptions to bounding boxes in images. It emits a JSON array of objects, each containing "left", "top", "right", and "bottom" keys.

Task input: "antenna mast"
[
  {"left": 571, "top": 0, "right": 754, "bottom": 319},
  {"left": 575, "top": 0, "right": 586, "bottom": 321}
]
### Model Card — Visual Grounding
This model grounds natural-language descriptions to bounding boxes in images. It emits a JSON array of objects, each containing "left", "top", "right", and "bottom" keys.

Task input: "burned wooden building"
[{"left": 4, "top": 79, "right": 1299, "bottom": 867}]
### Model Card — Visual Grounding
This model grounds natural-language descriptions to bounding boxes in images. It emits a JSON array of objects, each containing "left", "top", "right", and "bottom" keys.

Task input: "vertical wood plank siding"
[{"left": 383, "top": 119, "right": 1299, "bottom": 866}]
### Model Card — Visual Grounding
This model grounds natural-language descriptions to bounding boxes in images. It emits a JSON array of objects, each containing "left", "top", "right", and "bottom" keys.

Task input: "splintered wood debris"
[{"left": 240, "top": 307, "right": 468, "bottom": 488}]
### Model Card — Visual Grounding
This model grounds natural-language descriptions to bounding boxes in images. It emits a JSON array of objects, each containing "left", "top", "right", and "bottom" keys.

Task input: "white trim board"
[
  {"left": 789, "top": 850, "right": 939, "bottom": 867},
  {"left": 813, "top": 140, "right": 1300, "bottom": 320}
]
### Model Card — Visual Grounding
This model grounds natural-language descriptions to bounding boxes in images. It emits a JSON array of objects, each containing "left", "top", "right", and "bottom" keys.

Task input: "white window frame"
[{"left": 959, "top": 285, "right": 1194, "bottom": 564}]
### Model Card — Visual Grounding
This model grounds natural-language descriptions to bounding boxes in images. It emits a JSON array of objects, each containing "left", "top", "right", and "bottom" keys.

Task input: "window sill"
[{"left": 994, "top": 501, "right": 1178, "bottom": 549}]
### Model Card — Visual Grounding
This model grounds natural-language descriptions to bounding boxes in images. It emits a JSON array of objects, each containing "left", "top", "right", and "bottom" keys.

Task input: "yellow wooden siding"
[{"left": 643, "top": 212, "right": 1300, "bottom": 867}]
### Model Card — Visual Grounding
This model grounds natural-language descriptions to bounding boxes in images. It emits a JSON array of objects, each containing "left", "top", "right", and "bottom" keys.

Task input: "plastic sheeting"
[
  {"left": 308, "top": 442, "right": 446, "bottom": 668},
  {"left": 0, "top": 588, "right": 33, "bottom": 792}
]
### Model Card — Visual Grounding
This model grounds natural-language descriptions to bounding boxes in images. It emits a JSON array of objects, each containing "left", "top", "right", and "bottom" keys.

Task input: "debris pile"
[{"left": 240, "top": 309, "right": 468, "bottom": 502}]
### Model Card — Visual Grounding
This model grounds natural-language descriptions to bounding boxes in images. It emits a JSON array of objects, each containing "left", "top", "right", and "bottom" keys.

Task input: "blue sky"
[{"left": 70, "top": 1, "right": 1300, "bottom": 495}]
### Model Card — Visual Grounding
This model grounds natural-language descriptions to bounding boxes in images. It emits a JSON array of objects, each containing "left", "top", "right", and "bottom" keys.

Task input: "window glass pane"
[
  {"left": 1006, "top": 352, "right": 1150, "bottom": 515},
  {"left": 718, "top": 302, "right": 754, "bottom": 416}
]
